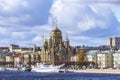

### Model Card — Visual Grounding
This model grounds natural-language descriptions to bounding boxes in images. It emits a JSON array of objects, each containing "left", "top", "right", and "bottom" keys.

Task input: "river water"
[{"left": 0, "top": 71, "right": 120, "bottom": 80}]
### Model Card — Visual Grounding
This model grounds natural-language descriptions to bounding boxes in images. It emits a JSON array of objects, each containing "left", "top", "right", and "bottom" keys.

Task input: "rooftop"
[{"left": 86, "top": 50, "right": 99, "bottom": 55}]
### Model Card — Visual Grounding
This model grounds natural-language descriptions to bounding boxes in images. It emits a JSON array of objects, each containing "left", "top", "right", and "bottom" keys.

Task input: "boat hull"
[
  {"left": 32, "top": 67, "right": 59, "bottom": 73},
  {"left": 31, "top": 63, "right": 65, "bottom": 73}
]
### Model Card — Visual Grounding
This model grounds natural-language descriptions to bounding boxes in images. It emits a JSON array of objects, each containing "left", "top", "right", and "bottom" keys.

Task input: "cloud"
[
  {"left": 0, "top": 27, "right": 9, "bottom": 35},
  {"left": 11, "top": 32, "right": 27, "bottom": 39},
  {"left": 60, "top": 0, "right": 120, "bottom": 4},
  {"left": 0, "top": 24, "right": 53, "bottom": 46},
  {"left": 0, "top": 0, "right": 52, "bottom": 27},
  {"left": 49, "top": 0, "right": 120, "bottom": 46},
  {"left": 32, "top": 36, "right": 42, "bottom": 44},
  {"left": 0, "top": 0, "right": 120, "bottom": 47},
  {"left": 31, "top": 25, "right": 52, "bottom": 33},
  {"left": 0, "top": 39, "right": 11, "bottom": 46},
  {"left": 0, "top": 14, "right": 31, "bottom": 26},
  {"left": 0, "top": 0, "right": 53, "bottom": 46},
  {"left": 0, "top": 0, "right": 28, "bottom": 12},
  {"left": 70, "top": 36, "right": 106, "bottom": 46},
  {"left": 50, "top": 0, "right": 119, "bottom": 31}
]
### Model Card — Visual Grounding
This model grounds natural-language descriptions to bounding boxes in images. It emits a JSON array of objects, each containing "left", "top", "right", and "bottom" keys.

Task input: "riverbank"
[
  {"left": 61, "top": 69, "right": 120, "bottom": 74},
  {"left": 1, "top": 68, "right": 120, "bottom": 74}
]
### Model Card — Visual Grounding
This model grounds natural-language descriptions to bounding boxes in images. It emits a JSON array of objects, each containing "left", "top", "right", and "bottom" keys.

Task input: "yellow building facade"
[{"left": 41, "top": 25, "right": 72, "bottom": 64}]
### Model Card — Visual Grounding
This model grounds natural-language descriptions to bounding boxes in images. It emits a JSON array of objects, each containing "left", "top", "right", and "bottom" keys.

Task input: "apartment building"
[
  {"left": 113, "top": 50, "right": 120, "bottom": 68},
  {"left": 97, "top": 51, "right": 113, "bottom": 68}
]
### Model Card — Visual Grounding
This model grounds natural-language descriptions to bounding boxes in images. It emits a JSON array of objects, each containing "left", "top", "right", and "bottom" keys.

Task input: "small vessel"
[
  {"left": 31, "top": 63, "right": 65, "bottom": 73},
  {"left": 0, "top": 67, "right": 5, "bottom": 71}
]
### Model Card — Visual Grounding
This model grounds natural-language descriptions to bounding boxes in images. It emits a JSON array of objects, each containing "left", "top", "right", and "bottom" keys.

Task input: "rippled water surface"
[{"left": 0, "top": 71, "right": 120, "bottom": 80}]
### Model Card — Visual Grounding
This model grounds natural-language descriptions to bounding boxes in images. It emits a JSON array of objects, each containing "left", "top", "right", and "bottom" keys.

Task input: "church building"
[{"left": 41, "top": 24, "right": 74, "bottom": 64}]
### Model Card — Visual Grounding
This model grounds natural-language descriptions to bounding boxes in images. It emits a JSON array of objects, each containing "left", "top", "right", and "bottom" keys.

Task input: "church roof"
[{"left": 51, "top": 26, "right": 61, "bottom": 33}]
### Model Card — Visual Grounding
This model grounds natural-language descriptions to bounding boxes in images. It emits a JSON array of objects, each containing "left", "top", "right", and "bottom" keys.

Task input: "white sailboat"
[{"left": 31, "top": 63, "right": 65, "bottom": 73}]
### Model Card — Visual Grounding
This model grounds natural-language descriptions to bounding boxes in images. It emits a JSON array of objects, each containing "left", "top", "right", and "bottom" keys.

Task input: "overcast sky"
[{"left": 0, "top": 0, "right": 120, "bottom": 47}]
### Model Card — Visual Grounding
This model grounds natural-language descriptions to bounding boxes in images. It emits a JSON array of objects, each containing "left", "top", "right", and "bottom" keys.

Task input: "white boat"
[
  {"left": 0, "top": 67, "right": 5, "bottom": 71},
  {"left": 31, "top": 63, "right": 65, "bottom": 73}
]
